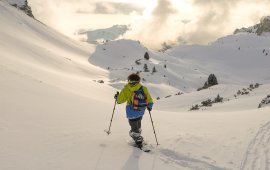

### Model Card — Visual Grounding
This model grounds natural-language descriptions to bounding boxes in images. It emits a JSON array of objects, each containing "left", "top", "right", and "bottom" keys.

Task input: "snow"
[
  {"left": 5, "top": 0, "right": 24, "bottom": 6},
  {"left": 79, "top": 25, "right": 129, "bottom": 44},
  {"left": 1, "top": 1, "right": 270, "bottom": 170}
]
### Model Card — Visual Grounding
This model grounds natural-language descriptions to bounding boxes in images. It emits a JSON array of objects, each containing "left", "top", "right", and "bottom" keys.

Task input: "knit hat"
[{"left": 128, "top": 73, "right": 140, "bottom": 83}]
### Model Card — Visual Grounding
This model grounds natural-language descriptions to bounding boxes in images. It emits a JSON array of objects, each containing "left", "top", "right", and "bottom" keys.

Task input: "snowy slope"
[
  {"left": 90, "top": 39, "right": 207, "bottom": 97},
  {"left": 0, "top": 2, "right": 115, "bottom": 169},
  {"left": 168, "top": 34, "right": 270, "bottom": 84},
  {"left": 90, "top": 33, "right": 270, "bottom": 99},
  {"left": 6, "top": 0, "right": 24, "bottom": 6},
  {"left": 1, "top": 1, "right": 270, "bottom": 170}
]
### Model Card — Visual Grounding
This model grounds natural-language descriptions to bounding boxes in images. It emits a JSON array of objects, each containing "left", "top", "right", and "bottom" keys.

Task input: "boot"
[{"left": 129, "top": 130, "right": 144, "bottom": 146}]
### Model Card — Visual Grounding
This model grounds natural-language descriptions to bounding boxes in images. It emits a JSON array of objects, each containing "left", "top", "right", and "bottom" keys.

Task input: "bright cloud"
[{"left": 28, "top": 0, "right": 270, "bottom": 49}]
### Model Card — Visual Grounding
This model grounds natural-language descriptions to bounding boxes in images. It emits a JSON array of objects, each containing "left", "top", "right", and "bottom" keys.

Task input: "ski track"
[
  {"left": 157, "top": 148, "right": 230, "bottom": 170},
  {"left": 240, "top": 121, "right": 270, "bottom": 170}
]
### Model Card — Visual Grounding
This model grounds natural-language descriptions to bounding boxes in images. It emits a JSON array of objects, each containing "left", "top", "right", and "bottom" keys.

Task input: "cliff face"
[
  {"left": 7, "top": 0, "right": 34, "bottom": 18},
  {"left": 256, "top": 17, "right": 270, "bottom": 35},
  {"left": 234, "top": 16, "right": 270, "bottom": 35}
]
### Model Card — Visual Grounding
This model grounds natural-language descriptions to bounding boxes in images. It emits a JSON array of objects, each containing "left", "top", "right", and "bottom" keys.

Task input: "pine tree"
[
  {"left": 144, "top": 52, "right": 150, "bottom": 60},
  {"left": 143, "top": 64, "right": 149, "bottom": 72},
  {"left": 152, "top": 66, "right": 157, "bottom": 73},
  {"left": 203, "top": 81, "right": 208, "bottom": 88},
  {"left": 214, "top": 94, "right": 223, "bottom": 103},
  {"left": 208, "top": 74, "right": 218, "bottom": 86}
]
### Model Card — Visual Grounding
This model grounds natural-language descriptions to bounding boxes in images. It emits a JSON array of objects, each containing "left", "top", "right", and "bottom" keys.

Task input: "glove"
[
  {"left": 147, "top": 107, "right": 152, "bottom": 111},
  {"left": 114, "top": 92, "right": 119, "bottom": 100}
]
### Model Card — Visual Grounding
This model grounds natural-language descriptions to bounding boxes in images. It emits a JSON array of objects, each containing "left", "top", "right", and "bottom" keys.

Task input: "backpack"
[{"left": 131, "top": 86, "right": 148, "bottom": 111}]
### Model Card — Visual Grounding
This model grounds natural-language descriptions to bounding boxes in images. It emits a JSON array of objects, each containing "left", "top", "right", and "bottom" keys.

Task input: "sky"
[{"left": 28, "top": 0, "right": 270, "bottom": 49}]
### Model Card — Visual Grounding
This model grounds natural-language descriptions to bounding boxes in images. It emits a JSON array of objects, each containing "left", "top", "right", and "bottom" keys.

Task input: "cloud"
[
  {"left": 124, "top": 0, "right": 270, "bottom": 49},
  {"left": 29, "top": 0, "right": 270, "bottom": 49},
  {"left": 92, "top": 2, "right": 144, "bottom": 15},
  {"left": 124, "top": 0, "right": 178, "bottom": 49},
  {"left": 186, "top": 0, "right": 239, "bottom": 44},
  {"left": 185, "top": 0, "right": 270, "bottom": 44},
  {"left": 152, "top": 0, "right": 177, "bottom": 23}
]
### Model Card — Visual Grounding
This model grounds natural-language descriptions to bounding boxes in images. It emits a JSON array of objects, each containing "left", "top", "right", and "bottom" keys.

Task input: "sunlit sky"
[{"left": 28, "top": 0, "right": 270, "bottom": 49}]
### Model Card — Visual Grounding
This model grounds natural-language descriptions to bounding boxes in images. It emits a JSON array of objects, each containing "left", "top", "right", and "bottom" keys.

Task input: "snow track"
[
  {"left": 240, "top": 121, "right": 270, "bottom": 170},
  {"left": 159, "top": 149, "right": 230, "bottom": 170}
]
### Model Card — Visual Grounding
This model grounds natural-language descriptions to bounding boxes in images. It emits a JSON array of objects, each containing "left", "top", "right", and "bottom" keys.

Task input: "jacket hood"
[{"left": 127, "top": 83, "right": 142, "bottom": 92}]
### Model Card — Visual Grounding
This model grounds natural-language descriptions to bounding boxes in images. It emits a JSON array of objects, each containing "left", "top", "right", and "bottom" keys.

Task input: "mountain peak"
[
  {"left": 6, "top": 0, "right": 34, "bottom": 18},
  {"left": 234, "top": 16, "right": 270, "bottom": 35}
]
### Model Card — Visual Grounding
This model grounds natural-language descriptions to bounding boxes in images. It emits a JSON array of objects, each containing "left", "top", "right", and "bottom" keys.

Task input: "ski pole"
[
  {"left": 148, "top": 110, "right": 159, "bottom": 145},
  {"left": 105, "top": 92, "right": 119, "bottom": 135}
]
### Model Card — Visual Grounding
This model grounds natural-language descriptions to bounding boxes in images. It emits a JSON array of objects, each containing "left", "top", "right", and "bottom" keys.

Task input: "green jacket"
[
  {"left": 117, "top": 83, "right": 153, "bottom": 105},
  {"left": 117, "top": 83, "right": 153, "bottom": 119}
]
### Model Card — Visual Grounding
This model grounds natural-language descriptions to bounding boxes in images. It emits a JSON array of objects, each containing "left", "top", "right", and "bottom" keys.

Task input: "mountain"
[
  {"left": 79, "top": 25, "right": 129, "bottom": 44},
  {"left": 6, "top": 0, "right": 34, "bottom": 18},
  {"left": 234, "top": 16, "right": 270, "bottom": 35},
  {"left": 90, "top": 31, "right": 270, "bottom": 98},
  {"left": 1, "top": 1, "right": 270, "bottom": 170}
]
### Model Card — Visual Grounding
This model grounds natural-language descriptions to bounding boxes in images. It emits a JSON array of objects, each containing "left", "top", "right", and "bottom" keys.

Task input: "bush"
[
  {"left": 175, "top": 92, "right": 183, "bottom": 95},
  {"left": 97, "top": 80, "right": 104, "bottom": 83},
  {"left": 190, "top": 94, "right": 224, "bottom": 111},
  {"left": 190, "top": 105, "right": 199, "bottom": 111},
  {"left": 258, "top": 94, "right": 270, "bottom": 108},
  {"left": 241, "top": 91, "right": 249, "bottom": 95},
  {"left": 255, "top": 83, "right": 260, "bottom": 88},
  {"left": 135, "top": 59, "right": 141, "bottom": 65},
  {"left": 237, "top": 90, "right": 241, "bottom": 95},
  {"left": 197, "top": 87, "right": 204, "bottom": 91},
  {"left": 201, "top": 99, "right": 212, "bottom": 107},
  {"left": 214, "top": 94, "right": 223, "bottom": 103},
  {"left": 235, "top": 83, "right": 262, "bottom": 97},
  {"left": 165, "top": 95, "right": 172, "bottom": 98}
]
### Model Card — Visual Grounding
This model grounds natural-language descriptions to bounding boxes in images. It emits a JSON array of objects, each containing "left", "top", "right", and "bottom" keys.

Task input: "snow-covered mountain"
[
  {"left": 1, "top": 1, "right": 270, "bottom": 170},
  {"left": 79, "top": 25, "right": 129, "bottom": 44},
  {"left": 234, "top": 16, "right": 270, "bottom": 35},
  {"left": 90, "top": 32, "right": 270, "bottom": 99},
  {"left": 6, "top": 0, "right": 24, "bottom": 6},
  {"left": 6, "top": 0, "right": 34, "bottom": 18}
]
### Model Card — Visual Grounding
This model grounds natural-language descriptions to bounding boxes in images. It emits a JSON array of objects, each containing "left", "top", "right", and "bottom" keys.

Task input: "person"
[{"left": 114, "top": 73, "right": 153, "bottom": 146}]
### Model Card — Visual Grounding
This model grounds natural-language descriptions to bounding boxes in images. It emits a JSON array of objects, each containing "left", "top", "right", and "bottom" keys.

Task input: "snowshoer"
[{"left": 114, "top": 73, "right": 153, "bottom": 146}]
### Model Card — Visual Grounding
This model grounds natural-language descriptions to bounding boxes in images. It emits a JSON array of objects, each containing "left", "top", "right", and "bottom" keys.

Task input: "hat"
[{"left": 128, "top": 73, "right": 140, "bottom": 83}]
